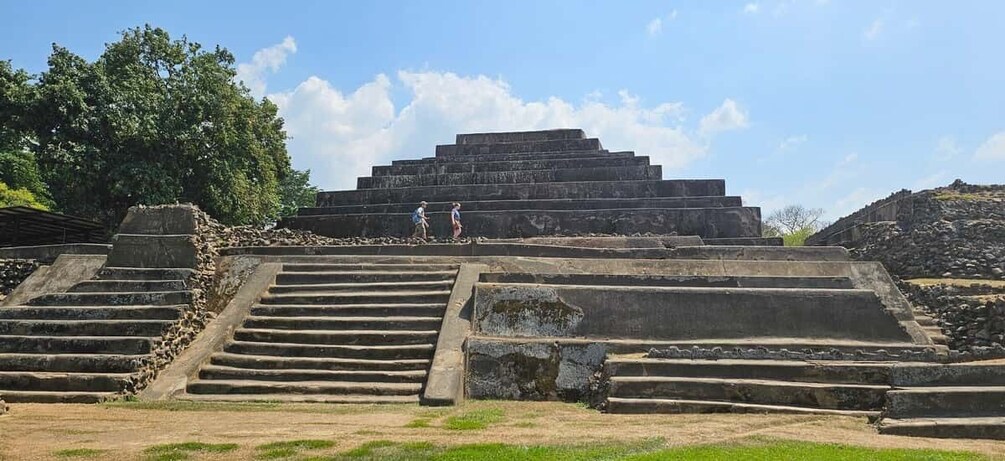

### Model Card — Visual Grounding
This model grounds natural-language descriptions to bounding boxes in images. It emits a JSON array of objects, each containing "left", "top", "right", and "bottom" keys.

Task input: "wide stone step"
[
  {"left": 0, "top": 390, "right": 118, "bottom": 403},
  {"left": 233, "top": 329, "right": 438, "bottom": 346},
  {"left": 296, "top": 196, "right": 743, "bottom": 216},
  {"left": 0, "top": 319, "right": 173, "bottom": 337},
  {"left": 456, "top": 129, "right": 586, "bottom": 144},
  {"left": 609, "top": 376, "right": 888, "bottom": 411},
  {"left": 0, "top": 371, "right": 132, "bottom": 392},
  {"left": 97, "top": 267, "right": 197, "bottom": 281},
  {"left": 435, "top": 138, "right": 601, "bottom": 156},
  {"left": 0, "top": 305, "right": 184, "bottom": 321},
  {"left": 0, "top": 335, "right": 153, "bottom": 354},
  {"left": 281, "top": 263, "right": 458, "bottom": 273},
  {"left": 186, "top": 379, "right": 422, "bottom": 396},
  {"left": 481, "top": 273, "right": 854, "bottom": 290},
  {"left": 313, "top": 179, "right": 725, "bottom": 207},
  {"left": 885, "top": 387, "right": 1005, "bottom": 418},
  {"left": 259, "top": 291, "right": 450, "bottom": 305},
  {"left": 276, "top": 271, "right": 457, "bottom": 284},
  {"left": 605, "top": 359, "right": 892, "bottom": 385},
  {"left": 393, "top": 150, "right": 630, "bottom": 165},
  {"left": 225, "top": 341, "right": 434, "bottom": 360},
  {"left": 28, "top": 291, "right": 192, "bottom": 307},
  {"left": 209, "top": 352, "right": 430, "bottom": 372},
  {"left": 242, "top": 316, "right": 443, "bottom": 331},
  {"left": 668, "top": 246, "right": 849, "bottom": 262},
  {"left": 357, "top": 165, "right": 663, "bottom": 189},
  {"left": 373, "top": 155, "right": 650, "bottom": 176},
  {"left": 891, "top": 363, "right": 1005, "bottom": 386},
  {"left": 0, "top": 353, "right": 144, "bottom": 373},
  {"left": 475, "top": 285, "right": 910, "bottom": 343},
  {"left": 606, "top": 397, "right": 880, "bottom": 417},
  {"left": 878, "top": 417, "right": 1005, "bottom": 440},
  {"left": 286, "top": 207, "right": 760, "bottom": 240},
  {"left": 181, "top": 393, "right": 419, "bottom": 404},
  {"left": 69, "top": 279, "right": 188, "bottom": 293},
  {"left": 268, "top": 280, "right": 454, "bottom": 294},
  {"left": 251, "top": 304, "right": 446, "bottom": 318},
  {"left": 198, "top": 365, "right": 426, "bottom": 383}
]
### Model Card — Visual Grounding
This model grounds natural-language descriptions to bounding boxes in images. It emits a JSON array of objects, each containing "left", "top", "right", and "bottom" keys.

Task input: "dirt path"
[{"left": 1, "top": 401, "right": 1002, "bottom": 460}]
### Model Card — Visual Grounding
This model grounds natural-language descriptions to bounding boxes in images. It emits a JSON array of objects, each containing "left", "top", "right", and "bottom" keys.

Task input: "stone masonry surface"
[{"left": 0, "top": 259, "right": 40, "bottom": 303}]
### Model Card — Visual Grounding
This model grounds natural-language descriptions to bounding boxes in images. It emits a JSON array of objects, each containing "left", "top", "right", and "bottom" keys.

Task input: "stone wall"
[{"left": 0, "top": 259, "right": 40, "bottom": 303}]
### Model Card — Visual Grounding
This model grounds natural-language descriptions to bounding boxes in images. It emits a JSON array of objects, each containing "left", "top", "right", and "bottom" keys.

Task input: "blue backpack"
[{"left": 411, "top": 208, "right": 422, "bottom": 225}]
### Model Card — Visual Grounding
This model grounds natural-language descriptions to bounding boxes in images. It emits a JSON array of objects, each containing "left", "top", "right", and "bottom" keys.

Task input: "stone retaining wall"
[{"left": 0, "top": 259, "right": 40, "bottom": 303}]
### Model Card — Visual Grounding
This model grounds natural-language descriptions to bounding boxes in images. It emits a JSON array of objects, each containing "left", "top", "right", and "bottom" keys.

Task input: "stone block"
[
  {"left": 297, "top": 196, "right": 743, "bottom": 216},
  {"left": 435, "top": 138, "right": 601, "bottom": 156},
  {"left": 105, "top": 234, "right": 199, "bottom": 269},
  {"left": 357, "top": 165, "right": 662, "bottom": 189},
  {"left": 372, "top": 155, "right": 649, "bottom": 176},
  {"left": 456, "top": 129, "right": 585, "bottom": 144},
  {"left": 117, "top": 205, "right": 198, "bottom": 235}
]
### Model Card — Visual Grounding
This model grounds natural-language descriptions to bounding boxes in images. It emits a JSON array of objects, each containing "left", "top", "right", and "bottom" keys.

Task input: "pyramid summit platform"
[{"left": 282, "top": 129, "right": 765, "bottom": 241}]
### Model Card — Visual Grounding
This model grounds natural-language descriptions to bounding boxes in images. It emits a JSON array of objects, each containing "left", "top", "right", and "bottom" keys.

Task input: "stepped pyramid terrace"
[{"left": 0, "top": 129, "right": 1002, "bottom": 441}]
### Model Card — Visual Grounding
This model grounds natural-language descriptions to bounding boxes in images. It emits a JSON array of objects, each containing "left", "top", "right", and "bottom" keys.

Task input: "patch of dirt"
[{"left": 1, "top": 401, "right": 1003, "bottom": 460}]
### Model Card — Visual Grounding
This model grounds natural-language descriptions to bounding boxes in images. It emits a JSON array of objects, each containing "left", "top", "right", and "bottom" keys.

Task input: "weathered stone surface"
[
  {"left": 456, "top": 129, "right": 585, "bottom": 144},
  {"left": 297, "top": 196, "right": 743, "bottom": 216},
  {"left": 373, "top": 155, "right": 649, "bottom": 176},
  {"left": 465, "top": 337, "right": 607, "bottom": 401},
  {"left": 436, "top": 138, "right": 601, "bottom": 156},
  {"left": 105, "top": 234, "right": 199, "bottom": 269},
  {"left": 117, "top": 205, "right": 199, "bottom": 235},
  {"left": 358, "top": 165, "right": 662, "bottom": 189}
]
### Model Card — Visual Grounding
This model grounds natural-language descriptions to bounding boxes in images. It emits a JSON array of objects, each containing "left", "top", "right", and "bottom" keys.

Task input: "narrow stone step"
[
  {"left": 435, "top": 137, "right": 601, "bottom": 156},
  {"left": 373, "top": 155, "right": 649, "bottom": 176},
  {"left": 242, "top": 316, "right": 444, "bottom": 331},
  {"left": 180, "top": 393, "right": 419, "bottom": 404},
  {"left": 604, "top": 359, "right": 893, "bottom": 385},
  {"left": 357, "top": 165, "right": 663, "bottom": 189},
  {"left": 224, "top": 341, "right": 433, "bottom": 360},
  {"left": 69, "top": 279, "right": 188, "bottom": 293},
  {"left": 913, "top": 315, "right": 936, "bottom": 327},
  {"left": 892, "top": 362, "right": 1005, "bottom": 386},
  {"left": 481, "top": 273, "right": 855, "bottom": 290},
  {"left": 28, "top": 291, "right": 192, "bottom": 307},
  {"left": 186, "top": 379, "right": 422, "bottom": 396},
  {"left": 275, "top": 271, "right": 457, "bottom": 284},
  {"left": 280, "top": 263, "right": 458, "bottom": 273},
  {"left": 250, "top": 304, "right": 446, "bottom": 318},
  {"left": 198, "top": 365, "right": 426, "bottom": 383},
  {"left": 0, "top": 353, "right": 145, "bottom": 373},
  {"left": 97, "top": 267, "right": 196, "bottom": 281},
  {"left": 609, "top": 376, "right": 889, "bottom": 411},
  {"left": 606, "top": 397, "right": 880, "bottom": 417},
  {"left": 233, "top": 329, "right": 438, "bottom": 346},
  {"left": 258, "top": 291, "right": 450, "bottom": 306},
  {"left": 0, "top": 390, "right": 118, "bottom": 403},
  {"left": 878, "top": 417, "right": 1005, "bottom": 440},
  {"left": 0, "top": 306, "right": 185, "bottom": 321},
  {"left": 267, "top": 280, "right": 454, "bottom": 294},
  {"left": 0, "top": 371, "right": 132, "bottom": 392},
  {"left": 296, "top": 196, "right": 743, "bottom": 216},
  {"left": 0, "top": 319, "right": 174, "bottom": 337},
  {"left": 456, "top": 129, "right": 586, "bottom": 144},
  {"left": 0, "top": 335, "right": 153, "bottom": 354},
  {"left": 885, "top": 387, "right": 1005, "bottom": 418},
  {"left": 209, "top": 352, "right": 430, "bottom": 371},
  {"left": 392, "top": 149, "right": 630, "bottom": 165}
]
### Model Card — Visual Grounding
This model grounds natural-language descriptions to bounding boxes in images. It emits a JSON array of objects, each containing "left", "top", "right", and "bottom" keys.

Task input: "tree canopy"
[
  {"left": 762, "top": 205, "right": 829, "bottom": 246},
  {"left": 1, "top": 25, "right": 317, "bottom": 227}
]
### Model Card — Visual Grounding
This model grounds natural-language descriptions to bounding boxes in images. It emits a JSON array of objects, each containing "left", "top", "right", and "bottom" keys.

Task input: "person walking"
[
  {"left": 411, "top": 201, "right": 429, "bottom": 241},
  {"left": 450, "top": 202, "right": 463, "bottom": 240}
]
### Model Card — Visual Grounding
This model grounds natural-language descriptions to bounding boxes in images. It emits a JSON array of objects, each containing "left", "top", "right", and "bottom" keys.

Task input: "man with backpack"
[{"left": 411, "top": 201, "right": 429, "bottom": 241}]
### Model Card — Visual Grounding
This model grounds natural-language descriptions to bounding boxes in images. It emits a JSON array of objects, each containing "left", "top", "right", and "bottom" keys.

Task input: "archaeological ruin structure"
[{"left": 0, "top": 129, "right": 1001, "bottom": 440}]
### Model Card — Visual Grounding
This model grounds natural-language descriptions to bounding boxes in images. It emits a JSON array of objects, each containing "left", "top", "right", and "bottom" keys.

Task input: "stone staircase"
[
  {"left": 184, "top": 263, "right": 458, "bottom": 403},
  {"left": 284, "top": 129, "right": 767, "bottom": 241},
  {"left": 878, "top": 362, "right": 1005, "bottom": 439},
  {"left": 0, "top": 266, "right": 194, "bottom": 403}
]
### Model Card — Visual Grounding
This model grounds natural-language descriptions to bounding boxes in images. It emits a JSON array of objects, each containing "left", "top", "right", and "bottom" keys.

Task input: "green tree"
[
  {"left": 278, "top": 168, "right": 321, "bottom": 218},
  {"left": 0, "top": 182, "right": 48, "bottom": 210},
  {"left": 0, "top": 60, "right": 35, "bottom": 152},
  {"left": 0, "top": 150, "right": 51, "bottom": 207},
  {"left": 762, "top": 205, "right": 829, "bottom": 246},
  {"left": 21, "top": 25, "right": 292, "bottom": 227}
]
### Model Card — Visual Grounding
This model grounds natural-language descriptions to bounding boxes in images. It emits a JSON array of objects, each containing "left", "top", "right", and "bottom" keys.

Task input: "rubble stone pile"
[
  {"left": 0, "top": 259, "right": 40, "bottom": 303},
  {"left": 898, "top": 281, "right": 1005, "bottom": 353}
]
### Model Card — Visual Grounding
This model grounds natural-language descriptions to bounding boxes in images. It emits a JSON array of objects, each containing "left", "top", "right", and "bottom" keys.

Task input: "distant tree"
[
  {"left": 13, "top": 25, "right": 293, "bottom": 227},
  {"left": 0, "top": 150, "right": 51, "bottom": 207},
  {"left": 0, "top": 60, "right": 35, "bottom": 152},
  {"left": 763, "top": 205, "right": 829, "bottom": 246},
  {"left": 278, "top": 168, "right": 321, "bottom": 218},
  {"left": 0, "top": 182, "right": 48, "bottom": 210}
]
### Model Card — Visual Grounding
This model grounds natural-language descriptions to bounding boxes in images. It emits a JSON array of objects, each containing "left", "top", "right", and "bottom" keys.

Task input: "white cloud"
[
  {"left": 779, "top": 134, "right": 807, "bottom": 151},
  {"left": 698, "top": 99, "right": 749, "bottom": 136},
  {"left": 934, "top": 136, "right": 962, "bottom": 161},
  {"left": 236, "top": 36, "right": 297, "bottom": 98},
  {"left": 646, "top": 18, "right": 663, "bottom": 36},
  {"left": 863, "top": 19, "right": 883, "bottom": 41},
  {"left": 975, "top": 131, "right": 1005, "bottom": 161},
  {"left": 743, "top": 3, "right": 759, "bottom": 14},
  {"left": 668, "top": 9, "right": 678, "bottom": 21},
  {"left": 831, "top": 187, "right": 882, "bottom": 219}
]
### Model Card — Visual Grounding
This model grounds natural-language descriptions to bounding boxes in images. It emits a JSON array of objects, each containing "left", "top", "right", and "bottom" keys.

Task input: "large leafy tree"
[
  {"left": 16, "top": 25, "right": 293, "bottom": 226},
  {"left": 278, "top": 168, "right": 321, "bottom": 218}
]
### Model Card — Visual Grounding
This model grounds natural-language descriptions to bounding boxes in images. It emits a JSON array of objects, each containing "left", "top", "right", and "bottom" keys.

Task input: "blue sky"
[{"left": 2, "top": 0, "right": 1003, "bottom": 219}]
